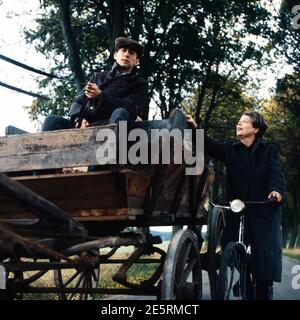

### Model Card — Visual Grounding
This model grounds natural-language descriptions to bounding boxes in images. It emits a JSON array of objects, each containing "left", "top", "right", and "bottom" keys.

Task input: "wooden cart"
[{"left": 0, "top": 109, "right": 220, "bottom": 300}]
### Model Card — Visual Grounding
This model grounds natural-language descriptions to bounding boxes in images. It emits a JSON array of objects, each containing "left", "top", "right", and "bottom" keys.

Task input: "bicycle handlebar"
[
  {"left": 243, "top": 199, "right": 275, "bottom": 205},
  {"left": 211, "top": 198, "right": 276, "bottom": 213}
]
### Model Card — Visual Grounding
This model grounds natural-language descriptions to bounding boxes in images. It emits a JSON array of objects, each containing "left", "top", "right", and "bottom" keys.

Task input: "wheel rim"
[
  {"left": 207, "top": 207, "right": 225, "bottom": 299},
  {"left": 4, "top": 258, "right": 49, "bottom": 300},
  {"left": 161, "top": 229, "right": 202, "bottom": 300}
]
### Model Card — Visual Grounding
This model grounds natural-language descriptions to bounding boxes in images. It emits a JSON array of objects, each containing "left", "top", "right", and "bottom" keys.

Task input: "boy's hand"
[
  {"left": 80, "top": 119, "right": 90, "bottom": 129},
  {"left": 85, "top": 82, "right": 102, "bottom": 99}
]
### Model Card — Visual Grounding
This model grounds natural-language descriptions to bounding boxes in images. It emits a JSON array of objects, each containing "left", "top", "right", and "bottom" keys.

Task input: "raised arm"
[{"left": 186, "top": 114, "right": 228, "bottom": 162}]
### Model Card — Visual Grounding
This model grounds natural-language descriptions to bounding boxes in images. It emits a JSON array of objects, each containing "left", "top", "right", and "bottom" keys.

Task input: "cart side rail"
[{"left": 0, "top": 124, "right": 117, "bottom": 173}]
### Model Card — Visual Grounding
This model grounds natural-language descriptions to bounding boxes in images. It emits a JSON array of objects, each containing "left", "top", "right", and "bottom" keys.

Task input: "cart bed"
[{"left": 0, "top": 169, "right": 149, "bottom": 221}]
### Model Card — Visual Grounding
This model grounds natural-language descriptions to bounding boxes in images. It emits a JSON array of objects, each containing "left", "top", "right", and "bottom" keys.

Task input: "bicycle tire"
[
  {"left": 207, "top": 207, "right": 225, "bottom": 299},
  {"left": 217, "top": 241, "right": 247, "bottom": 300}
]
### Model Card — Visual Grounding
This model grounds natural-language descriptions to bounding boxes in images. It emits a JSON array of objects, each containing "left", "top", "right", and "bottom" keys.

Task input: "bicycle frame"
[{"left": 212, "top": 198, "right": 274, "bottom": 300}]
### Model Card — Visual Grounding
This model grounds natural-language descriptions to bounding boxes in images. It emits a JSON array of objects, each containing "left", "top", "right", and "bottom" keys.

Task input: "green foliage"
[
  {"left": 274, "top": 0, "right": 300, "bottom": 73},
  {"left": 276, "top": 73, "right": 300, "bottom": 118},
  {"left": 267, "top": 0, "right": 300, "bottom": 247},
  {"left": 25, "top": 0, "right": 273, "bottom": 122},
  {"left": 262, "top": 80, "right": 300, "bottom": 248}
]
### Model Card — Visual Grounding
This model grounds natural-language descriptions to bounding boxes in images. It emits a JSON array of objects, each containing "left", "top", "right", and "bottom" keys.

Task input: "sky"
[{"left": 0, "top": 0, "right": 47, "bottom": 136}]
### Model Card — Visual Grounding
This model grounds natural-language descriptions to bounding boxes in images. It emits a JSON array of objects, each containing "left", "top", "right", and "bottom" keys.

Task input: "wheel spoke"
[
  {"left": 67, "top": 272, "right": 84, "bottom": 300},
  {"left": 73, "top": 272, "right": 85, "bottom": 289},
  {"left": 54, "top": 253, "right": 100, "bottom": 300},
  {"left": 176, "top": 242, "right": 192, "bottom": 281},
  {"left": 22, "top": 270, "right": 48, "bottom": 285},
  {"left": 91, "top": 269, "right": 98, "bottom": 283},
  {"left": 63, "top": 269, "right": 81, "bottom": 288},
  {"left": 81, "top": 274, "right": 89, "bottom": 300},
  {"left": 183, "top": 258, "right": 197, "bottom": 282},
  {"left": 182, "top": 242, "right": 192, "bottom": 265},
  {"left": 86, "top": 273, "right": 92, "bottom": 300}
]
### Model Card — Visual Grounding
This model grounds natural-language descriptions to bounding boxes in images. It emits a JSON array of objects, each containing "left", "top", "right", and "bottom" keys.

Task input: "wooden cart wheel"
[
  {"left": 1, "top": 258, "right": 49, "bottom": 300},
  {"left": 207, "top": 207, "right": 225, "bottom": 299},
  {"left": 161, "top": 229, "right": 202, "bottom": 300},
  {"left": 54, "top": 252, "right": 100, "bottom": 300}
]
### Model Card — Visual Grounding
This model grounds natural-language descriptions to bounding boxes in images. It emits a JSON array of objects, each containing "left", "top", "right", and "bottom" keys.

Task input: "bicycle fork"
[{"left": 237, "top": 215, "right": 254, "bottom": 299}]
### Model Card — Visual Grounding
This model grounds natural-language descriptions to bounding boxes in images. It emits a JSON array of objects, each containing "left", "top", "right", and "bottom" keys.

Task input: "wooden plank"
[
  {"left": 0, "top": 207, "right": 143, "bottom": 221},
  {"left": 0, "top": 172, "right": 87, "bottom": 237},
  {"left": 69, "top": 208, "right": 143, "bottom": 221},
  {"left": 0, "top": 170, "right": 150, "bottom": 215},
  {"left": 0, "top": 125, "right": 117, "bottom": 172}
]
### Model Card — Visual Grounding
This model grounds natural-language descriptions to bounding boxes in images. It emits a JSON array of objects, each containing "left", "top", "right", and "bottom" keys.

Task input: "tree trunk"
[
  {"left": 293, "top": 185, "right": 300, "bottom": 247},
  {"left": 138, "top": 1, "right": 164, "bottom": 120},
  {"left": 295, "top": 223, "right": 300, "bottom": 247},
  {"left": 203, "top": 68, "right": 219, "bottom": 130},
  {"left": 288, "top": 189, "right": 300, "bottom": 248},
  {"left": 288, "top": 224, "right": 298, "bottom": 248},
  {"left": 109, "top": 0, "right": 125, "bottom": 55},
  {"left": 195, "top": 63, "right": 212, "bottom": 125},
  {"left": 58, "top": 0, "right": 85, "bottom": 92},
  {"left": 131, "top": 0, "right": 144, "bottom": 41},
  {"left": 281, "top": 213, "right": 289, "bottom": 248}
]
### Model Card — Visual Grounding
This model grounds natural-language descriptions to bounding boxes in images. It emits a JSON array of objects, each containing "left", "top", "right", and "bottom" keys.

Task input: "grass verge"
[{"left": 283, "top": 248, "right": 300, "bottom": 262}]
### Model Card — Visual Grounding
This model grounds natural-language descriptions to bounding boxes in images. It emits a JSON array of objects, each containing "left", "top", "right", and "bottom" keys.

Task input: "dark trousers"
[
  {"left": 42, "top": 107, "right": 132, "bottom": 131},
  {"left": 42, "top": 108, "right": 132, "bottom": 172}
]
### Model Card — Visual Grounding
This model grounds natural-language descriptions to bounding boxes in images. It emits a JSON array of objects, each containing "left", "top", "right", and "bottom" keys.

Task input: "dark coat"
[
  {"left": 69, "top": 64, "right": 148, "bottom": 125},
  {"left": 205, "top": 135, "right": 285, "bottom": 281}
]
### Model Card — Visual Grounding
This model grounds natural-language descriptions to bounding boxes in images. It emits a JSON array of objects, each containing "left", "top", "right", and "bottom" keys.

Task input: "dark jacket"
[
  {"left": 205, "top": 135, "right": 285, "bottom": 281},
  {"left": 69, "top": 63, "right": 148, "bottom": 125}
]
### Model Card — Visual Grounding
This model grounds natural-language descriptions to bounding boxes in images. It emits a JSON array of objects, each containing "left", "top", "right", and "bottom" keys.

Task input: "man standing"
[
  {"left": 187, "top": 111, "right": 285, "bottom": 300},
  {"left": 42, "top": 37, "right": 148, "bottom": 131}
]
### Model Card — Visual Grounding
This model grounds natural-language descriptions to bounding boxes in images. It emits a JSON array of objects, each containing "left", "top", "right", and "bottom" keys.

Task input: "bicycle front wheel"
[{"left": 217, "top": 242, "right": 247, "bottom": 300}]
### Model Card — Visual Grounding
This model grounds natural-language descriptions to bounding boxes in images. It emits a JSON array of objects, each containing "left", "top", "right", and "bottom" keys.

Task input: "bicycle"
[{"left": 211, "top": 199, "right": 274, "bottom": 300}]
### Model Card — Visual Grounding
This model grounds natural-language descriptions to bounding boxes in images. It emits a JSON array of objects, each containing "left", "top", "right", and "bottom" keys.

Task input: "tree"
[
  {"left": 273, "top": 0, "right": 300, "bottom": 73},
  {"left": 57, "top": 0, "right": 85, "bottom": 91},
  {"left": 183, "top": 76, "right": 257, "bottom": 203},
  {"left": 268, "top": 0, "right": 300, "bottom": 247},
  {"left": 24, "top": 0, "right": 272, "bottom": 124},
  {"left": 274, "top": 76, "right": 300, "bottom": 248},
  {"left": 25, "top": 0, "right": 113, "bottom": 122}
]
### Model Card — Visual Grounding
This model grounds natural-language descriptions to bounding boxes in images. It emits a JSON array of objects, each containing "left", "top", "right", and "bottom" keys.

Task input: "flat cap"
[{"left": 115, "top": 37, "right": 143, "bottom": 58}]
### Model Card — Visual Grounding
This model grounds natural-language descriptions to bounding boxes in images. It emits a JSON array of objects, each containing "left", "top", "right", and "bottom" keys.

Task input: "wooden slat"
[
  {"left": 70, "top": 208, "right": 143, "bottom": 219},
  {"left": 0, "top": 125, "right": 117, "bottom": 172},
  {"left": 0, "top": 170, "right": 150, "bottom": 215},
  {"left": 0, "top": 172, "right": 88, "bottom": 237},
  {"left": 0, "top": 208, "right": 143, "bottom": 221}
]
